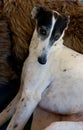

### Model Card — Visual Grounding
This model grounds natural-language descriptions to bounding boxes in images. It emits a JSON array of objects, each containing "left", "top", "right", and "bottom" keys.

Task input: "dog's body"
[
  {"left": 28, "top": 28, "right": 83, "bottom": 114},
  {"left": 0, "top": 6, "right": 83, "bottom": 130},
  {"left": 40, "top": 40, "right": 83, "bottom": 114}
]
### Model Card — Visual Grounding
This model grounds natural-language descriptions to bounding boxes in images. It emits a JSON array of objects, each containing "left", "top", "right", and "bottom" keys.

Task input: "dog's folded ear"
[
  {"left": 56, "top": 14, "right": 70, "bottom": 33},
  {"left": 31, "top": 5, "right": 46, "bottom": 19}
]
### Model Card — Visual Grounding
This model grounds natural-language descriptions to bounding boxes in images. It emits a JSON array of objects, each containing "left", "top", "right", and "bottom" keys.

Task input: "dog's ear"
[
  {"left": 58, "top": 15, "right": 70, "bottom": 32},
  {"left": 50, "top": 14, "right": 70, "bottom": 43},
  {"left": 54, "top": 15, "right": 70, "bottom": 38},
  {"left": 31, "top": 5, "right": 46, "bottom": 19}
]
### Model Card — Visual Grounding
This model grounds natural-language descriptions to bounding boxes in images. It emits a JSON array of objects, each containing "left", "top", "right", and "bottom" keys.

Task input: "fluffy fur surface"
[{"left": 0, "top": 13, "right": 17, "bottom": 86}]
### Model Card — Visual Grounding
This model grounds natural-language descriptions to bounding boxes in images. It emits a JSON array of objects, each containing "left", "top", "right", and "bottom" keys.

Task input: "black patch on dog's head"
[
  {"left": 35, "top": 7, "right": 52, "bottom": 27},
  {"left": 31, "top": 5, "right": 53, "bottom": 40},
  {"left": 50, "top": 14, "right": 70, "bottom": 46}
]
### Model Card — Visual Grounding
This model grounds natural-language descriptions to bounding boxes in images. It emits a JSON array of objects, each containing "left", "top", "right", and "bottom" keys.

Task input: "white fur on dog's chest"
[{"left": 21, "top": 51, "right": 52, "bottom": 98}]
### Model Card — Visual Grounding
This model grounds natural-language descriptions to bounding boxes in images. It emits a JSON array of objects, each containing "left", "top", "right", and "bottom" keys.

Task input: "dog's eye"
[{"left": 39, "top": 28, "right": 47, "bottom": 36}]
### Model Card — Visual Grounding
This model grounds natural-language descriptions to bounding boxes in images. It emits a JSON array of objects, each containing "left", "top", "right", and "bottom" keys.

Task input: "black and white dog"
[{"left": 0, "top": 5, "right": 83, "bottom": 130}]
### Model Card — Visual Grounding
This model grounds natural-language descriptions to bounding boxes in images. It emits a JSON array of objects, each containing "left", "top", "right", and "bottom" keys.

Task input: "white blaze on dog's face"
[{"left": 31, "top": 6, "right": 70, "bottom": 65}]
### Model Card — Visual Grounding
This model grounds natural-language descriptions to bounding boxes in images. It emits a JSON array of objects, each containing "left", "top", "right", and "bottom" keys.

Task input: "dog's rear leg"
[
  {"left": 0, "top": 88, "right": 22, "bottom": 126},
  {"left": 6, "top": 91, "right": 41, "bottom": 130}
]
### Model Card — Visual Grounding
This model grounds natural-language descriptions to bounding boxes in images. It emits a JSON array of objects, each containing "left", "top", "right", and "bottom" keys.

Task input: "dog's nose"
[{"left": 38, "top": 56, "right": 47, "bottom": 65}]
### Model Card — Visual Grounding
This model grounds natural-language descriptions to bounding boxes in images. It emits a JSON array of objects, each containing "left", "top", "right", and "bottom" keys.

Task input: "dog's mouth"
[{"left": 38, "top": 56, "right": 47, "bottom": 65}]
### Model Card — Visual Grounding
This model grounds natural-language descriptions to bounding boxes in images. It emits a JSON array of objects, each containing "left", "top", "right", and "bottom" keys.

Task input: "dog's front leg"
[
  {"left": 6, "top": 89, "right": 41, "bottom": 130},
  {"left": 6, "top": 75, "right": 51, "bottom": 130}
]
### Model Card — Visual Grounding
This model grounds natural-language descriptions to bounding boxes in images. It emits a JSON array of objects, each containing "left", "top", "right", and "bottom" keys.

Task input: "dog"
[{"left": 0, "top": 5, "right": 83, "bottom": 130}]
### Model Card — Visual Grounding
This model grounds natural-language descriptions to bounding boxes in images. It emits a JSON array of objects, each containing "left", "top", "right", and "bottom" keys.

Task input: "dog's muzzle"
[{"left": 38, "top": 55, "right": 47, "bottom": 65}]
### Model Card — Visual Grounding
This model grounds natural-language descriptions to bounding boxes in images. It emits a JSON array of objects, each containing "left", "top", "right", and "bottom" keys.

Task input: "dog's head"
[{"left": 31, "top": 5, "right": 70, "bottom": 65}]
